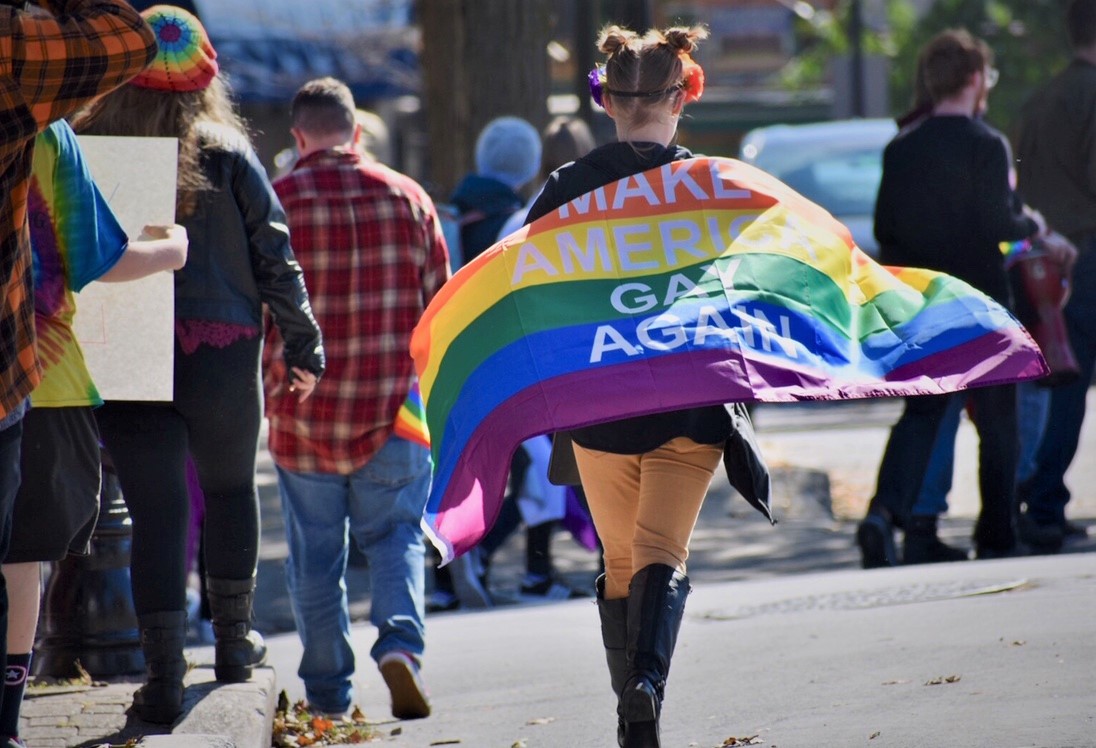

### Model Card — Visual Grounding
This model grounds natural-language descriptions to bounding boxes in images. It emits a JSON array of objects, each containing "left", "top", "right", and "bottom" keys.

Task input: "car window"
[{"left": 777, "top": 150, "right": 884, "bottom": 216}]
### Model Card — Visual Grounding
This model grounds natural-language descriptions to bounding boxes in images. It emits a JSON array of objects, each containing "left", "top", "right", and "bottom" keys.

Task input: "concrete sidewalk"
[{"left": 18, "top": 392, "right": 1096, "bottom": 747}]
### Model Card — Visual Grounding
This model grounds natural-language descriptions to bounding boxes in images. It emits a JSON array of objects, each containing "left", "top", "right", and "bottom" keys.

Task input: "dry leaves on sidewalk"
[{"left": 271, "top": 690, "right": 377, "bottom": 746}]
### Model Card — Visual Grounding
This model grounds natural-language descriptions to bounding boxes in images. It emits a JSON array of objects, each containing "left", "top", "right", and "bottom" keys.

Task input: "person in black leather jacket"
[
  {"left": 524, "top": 23, "right": 740, "bottom": 748},
  {"left": 70, "top": 6, "right": 324, "bottom": 724}
]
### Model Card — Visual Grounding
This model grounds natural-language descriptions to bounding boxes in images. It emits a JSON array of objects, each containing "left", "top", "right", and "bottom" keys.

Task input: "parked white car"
[{"left": 738, "top": 118, "right": 898, "bottom": 257}]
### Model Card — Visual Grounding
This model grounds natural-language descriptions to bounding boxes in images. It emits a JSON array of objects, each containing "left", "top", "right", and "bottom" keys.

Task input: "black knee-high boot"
[
  {"left": 131, "top": 611, "right": 188, "bottom": 724},
  {"left": 206, "top": 576, "right": 267, "bottom": 682},
  {"left": 596, "top": 574, "right": 629, "bottom": 747},
  {"left": 621, "top": 564, "right": 689, "bottom": 748}
]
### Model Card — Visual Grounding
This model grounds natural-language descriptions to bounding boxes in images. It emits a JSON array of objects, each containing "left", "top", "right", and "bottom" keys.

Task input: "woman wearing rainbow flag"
[{"left": 525, "top": 24, "right": 739, "bottom": 748}]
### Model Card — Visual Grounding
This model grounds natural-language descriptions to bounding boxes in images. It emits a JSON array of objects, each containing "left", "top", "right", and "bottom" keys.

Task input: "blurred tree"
[
  {"left": 891, "top": 0, "right": 1071, "bottom": 132},
  {"left": 419, "top": 0, "right": 554, "bottom": 198},
  {"left": 781, "top": 0, "right": 1071, "bottom": 133}
]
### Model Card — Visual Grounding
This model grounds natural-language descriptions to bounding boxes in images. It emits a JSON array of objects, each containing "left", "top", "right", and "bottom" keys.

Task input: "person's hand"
[
  {"left": 1025, "top": 206, "right": 1049, "bottom": 239},
  {"left": 289, "top": 367, "right": 317, "bottom": 403},
  {"left": 1040, "top": 230, "right": 1079, "bottom": 276}
]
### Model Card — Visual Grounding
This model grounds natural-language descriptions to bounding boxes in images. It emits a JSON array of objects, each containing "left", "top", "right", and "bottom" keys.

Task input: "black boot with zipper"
[
  {"left": 131, "top": 610, "right": 188, "bottom": 724},
  {"left": 596, "top": 574, "right": 629, "bottom": 747},
  {"left": 621, "top": 564, "right": 690, "bottom": 748},
  {"left": 206, "top": 576, "right": 267, "bottom": 682}
]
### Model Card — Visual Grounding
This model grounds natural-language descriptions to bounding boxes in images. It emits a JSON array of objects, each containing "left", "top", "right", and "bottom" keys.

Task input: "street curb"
[
  {"left": 20, "top": 665, "right": 277, "bottom": 748},
  {"left": 174, "top": 665, "right": 277, "bottom": 748}
]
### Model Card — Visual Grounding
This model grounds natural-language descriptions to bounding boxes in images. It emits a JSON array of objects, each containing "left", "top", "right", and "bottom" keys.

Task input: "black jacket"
[
  {"left": 874, "top": 115, "right": 1037, "bottom": 305},
  {"left": 178, "top": 124, "right": 324, "bottom": 376}
]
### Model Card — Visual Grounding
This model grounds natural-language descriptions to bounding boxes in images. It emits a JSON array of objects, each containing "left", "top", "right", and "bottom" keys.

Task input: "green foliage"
[
  {"left": 889, "top": 0, "right": 1072, "bottom": 131},
  {"left": 779, "top": 0, "right": 1073, "bottom": 133}
]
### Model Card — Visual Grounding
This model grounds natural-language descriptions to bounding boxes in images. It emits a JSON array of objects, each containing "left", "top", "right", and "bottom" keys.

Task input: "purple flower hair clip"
[{"left": 588, "top": 65, "right": 606, "bottom": 108}]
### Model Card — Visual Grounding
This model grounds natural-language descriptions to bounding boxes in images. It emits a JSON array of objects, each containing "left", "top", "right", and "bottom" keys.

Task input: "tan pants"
[{"left": 573, "top": 436, "right": 723, "bottom": 599}]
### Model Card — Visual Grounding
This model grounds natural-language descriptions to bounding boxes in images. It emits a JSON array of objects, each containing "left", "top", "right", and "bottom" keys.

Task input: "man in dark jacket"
[
  {"left": 856, "top": 29, "right": 1046, "bottom": 567},
  {"left": 1013, "top": 0, "right": 1096, "bottom": 551}
]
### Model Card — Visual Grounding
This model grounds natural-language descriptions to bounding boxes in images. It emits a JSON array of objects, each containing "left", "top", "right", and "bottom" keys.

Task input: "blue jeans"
[
  {"left": 911, "top": 394, "right": 964, "bottom": 516},
  {"left": 913, "top": 382, "right": 1050, "bottom": 517},
  {"left": 1016, "top": 382, "right": 1051, "bottom": 485},
  {"left": 276, "top": 435, "right": 432, "bottom": 714},
  {"left": 1026, "top": 242, "right": 1096, "bottom": 525}
]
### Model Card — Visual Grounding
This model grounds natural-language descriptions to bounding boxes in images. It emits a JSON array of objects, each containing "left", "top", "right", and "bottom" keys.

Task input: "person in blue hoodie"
[
  {"left": 449, "top": 116, "right": 541, "bottom": 265},
  {"left": 428, "top": 116, "right": 542, "bottom": 612}
]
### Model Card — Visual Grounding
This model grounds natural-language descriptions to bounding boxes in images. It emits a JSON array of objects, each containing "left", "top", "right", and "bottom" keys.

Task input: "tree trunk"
[{"left": 419, "top": 0, "right": 553, "bottom": 199}]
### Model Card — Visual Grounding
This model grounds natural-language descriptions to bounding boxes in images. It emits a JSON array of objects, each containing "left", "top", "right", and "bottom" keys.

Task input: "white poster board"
[{"left": 72, "top": 135, "right": 177, "bottom": 401}]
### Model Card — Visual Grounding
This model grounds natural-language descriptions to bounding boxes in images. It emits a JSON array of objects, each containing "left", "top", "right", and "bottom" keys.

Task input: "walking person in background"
[
  {"left": 264, "top": 77, "right": 448, "bottom": 720},
  {"left": 1, "top": 120, "right": 187, "bottom": 743},
  {"left": 1013, "top": 0, "right": 1096, "bottom": 552},
  {"left": 71, "top": 5, "right": 325, "bottom": 724},
  {"left": 524, "top": 23, "right": 770, "bottom": 748},
  {"left": 856, "top": 29, "right": 1047, "bottom": 568},
  {"left": 471, "top": 115, "right": 600, "bottom": 603},
  {"left": 1, "top": 2, "right": 156, "bottom": 744},
  {"left": 429, "top": 115, "right": 542, "bottom": 611},
  {"left": 888, "top": 53, "right": 1077, "bottom": 565}
]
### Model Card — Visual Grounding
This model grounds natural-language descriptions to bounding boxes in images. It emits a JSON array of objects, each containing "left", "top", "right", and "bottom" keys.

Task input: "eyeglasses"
[{"left": 984, "top": 67, "right": 1000, "bottom": 89}]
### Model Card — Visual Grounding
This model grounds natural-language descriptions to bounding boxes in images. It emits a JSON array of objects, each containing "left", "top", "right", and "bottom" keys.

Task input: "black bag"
[
  {"left": 721, "top": 403, "right": 774, "bottom": 524},
  {"left": 547, "top": 430, "right": 581, "bottom": 487}
]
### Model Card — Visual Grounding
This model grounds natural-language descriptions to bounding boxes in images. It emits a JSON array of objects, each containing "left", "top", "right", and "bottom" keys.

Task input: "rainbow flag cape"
[{"left": 411, "top": 156, "right": 1047, "bottom": 562}]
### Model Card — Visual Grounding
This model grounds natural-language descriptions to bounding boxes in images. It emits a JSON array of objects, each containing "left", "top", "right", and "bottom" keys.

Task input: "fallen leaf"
[
  {"left": 869, "top": 731, "right": 881, "bottom": 739},
  {"left": 881, "top": 679, "right": 910, "bottom": 686},
  {"left": 924, "top": 675, "right": 962, "bottom": 686},
  {"left": 526, "top": 717, "right": 555, "bottom": 725},
  {"left": 722, "top": 735, "right": 763, "bottom": 746}
]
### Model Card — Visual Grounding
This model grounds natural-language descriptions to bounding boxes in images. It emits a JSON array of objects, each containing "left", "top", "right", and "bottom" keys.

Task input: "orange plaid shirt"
[{"left": 0, "top": 0, "right": 155, "bottom": 420}]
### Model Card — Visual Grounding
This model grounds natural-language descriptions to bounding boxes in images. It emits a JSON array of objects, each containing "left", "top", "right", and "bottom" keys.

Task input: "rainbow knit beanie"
[{"left": 130, "top": 5, "right": 219, "bottom": 92}]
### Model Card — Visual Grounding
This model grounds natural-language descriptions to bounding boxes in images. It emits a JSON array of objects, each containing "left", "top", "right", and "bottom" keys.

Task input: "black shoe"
[
  {"left": 903, "top": 534, "right": 969, "bottom": 565},
  {"left": 1062, "top": 519, "right": 1088, "bottom": 540},
  {"left": 1017, "top": 513, "right": 1064, "bottom": 554},
  {"left": 974, "top": 541, "right": 1030, "bottom": 560},
  {"left": 857, "top": 513, "right": 898, "bottom": 568},
  {"left": 519, "top": 576, "right": 589, "bottom": 601}
]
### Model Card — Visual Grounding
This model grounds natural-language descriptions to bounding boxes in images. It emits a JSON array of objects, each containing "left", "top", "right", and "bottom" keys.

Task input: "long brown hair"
[{"left": 71, "top": 75, "right": 249, "bottom": 217}]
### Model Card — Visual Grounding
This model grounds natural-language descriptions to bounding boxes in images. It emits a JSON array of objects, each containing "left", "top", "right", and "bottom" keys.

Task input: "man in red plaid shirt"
[{"left": 263, "top": 77, "right": 449, "bottom": 722}]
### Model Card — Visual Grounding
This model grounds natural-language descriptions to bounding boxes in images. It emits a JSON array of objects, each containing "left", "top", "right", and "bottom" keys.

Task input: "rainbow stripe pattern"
[
  {"left": 393, "top": 380, "right": 430, "bottom": 449},
  {"left": 411, "top": 156, "right": 1048, "bottom": 562}
]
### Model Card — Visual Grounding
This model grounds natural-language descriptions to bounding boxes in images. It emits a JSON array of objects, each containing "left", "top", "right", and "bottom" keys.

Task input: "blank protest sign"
[{"left": 73, "top": 135, "right": 177, "bottom": 401}]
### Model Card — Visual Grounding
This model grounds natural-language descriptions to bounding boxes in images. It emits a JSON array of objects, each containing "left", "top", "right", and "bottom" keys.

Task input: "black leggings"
[{"left": 96, "top": 336, "right": 262, "bottom": 615}]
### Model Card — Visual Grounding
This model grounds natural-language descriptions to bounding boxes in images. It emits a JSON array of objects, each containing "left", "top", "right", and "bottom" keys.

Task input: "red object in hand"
[{"left": 1012, "top": 249, "right": 1080, "bottom": 387}]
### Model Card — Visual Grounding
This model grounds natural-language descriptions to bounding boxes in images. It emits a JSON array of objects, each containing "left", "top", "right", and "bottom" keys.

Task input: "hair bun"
[
  {"left": 662, "top": 25, "right": 709, "bottom": 55},
  {"left": 598, "top": 25, "right": 637, "bottom": 56}
]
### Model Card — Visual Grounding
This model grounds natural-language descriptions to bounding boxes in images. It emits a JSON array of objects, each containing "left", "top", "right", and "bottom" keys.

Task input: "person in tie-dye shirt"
[{"left": 0, "top": 119, "right": 186, "bottom": 742}]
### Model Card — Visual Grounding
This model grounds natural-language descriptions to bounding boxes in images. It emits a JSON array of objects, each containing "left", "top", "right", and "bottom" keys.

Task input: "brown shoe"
[{"left": 379, "top": 651, "right": 431, "bottom": 720}]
